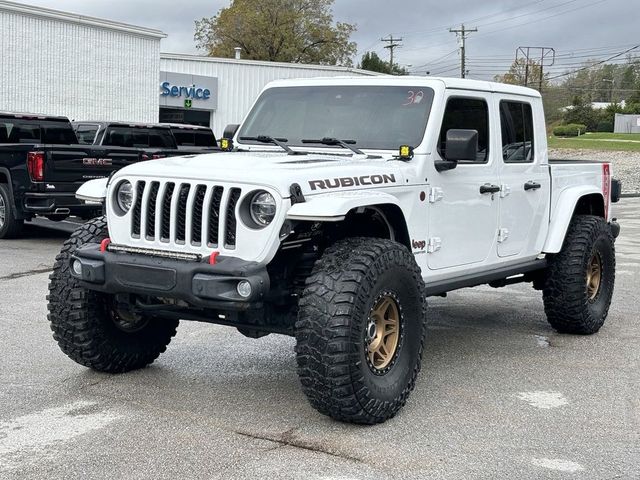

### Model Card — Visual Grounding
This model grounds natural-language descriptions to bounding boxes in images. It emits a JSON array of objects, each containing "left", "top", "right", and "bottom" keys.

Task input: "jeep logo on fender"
[
  {"left": 309, "top": 174, "right": 396, "bottom": 191},
  {"left": 412, "top": 239, "right": 426, "bottom": 250}
]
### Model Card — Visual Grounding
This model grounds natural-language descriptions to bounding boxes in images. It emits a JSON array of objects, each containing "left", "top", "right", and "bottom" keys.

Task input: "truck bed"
[{"left": 549, "top": 159, "right": 607, "bottom": 164}]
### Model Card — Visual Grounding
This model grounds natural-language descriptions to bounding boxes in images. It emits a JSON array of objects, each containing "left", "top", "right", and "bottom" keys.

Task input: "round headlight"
[
  {"left": 250, "top": 191, "right": 276, "bottom": 227},
  {"left": 116, "top": 181, "right": 134, "bottom": 213}
]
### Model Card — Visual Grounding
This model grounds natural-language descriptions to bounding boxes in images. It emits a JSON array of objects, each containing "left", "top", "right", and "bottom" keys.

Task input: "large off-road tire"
[
  {"left": 543, "top": 215, "right": 615, "bottom": 335},
  {"left": 295, "top": 238, "right": 427, "bottom": 424},
  {"left": 47, "top": 216, "right": 179, "bottom": 373},
  {"left": 0, "top": 183, "right": 24, "bottom": 239}
]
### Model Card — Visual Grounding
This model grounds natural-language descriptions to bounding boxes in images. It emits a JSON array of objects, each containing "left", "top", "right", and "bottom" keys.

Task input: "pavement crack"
[
  {"left": 232, "top": 427, "right": 363, "bottom": 463},
  {"left": 0, "top": 266, "right": 52, "bottom": 281}
]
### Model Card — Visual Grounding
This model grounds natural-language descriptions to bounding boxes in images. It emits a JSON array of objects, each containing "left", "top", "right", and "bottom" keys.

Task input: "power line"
[
  {"left": 547, "top": 45, "right": 640, "bottom": 80},
  {"left": 471, "top": 0, "right": 608, "bottom": 41},
  {"left": 409, "top": 49, "right": 460, "bottom": 72},
  {"left": 402, "top": 0, "right": 609, "bottom": 54},
  {"left": 396, "top": 0, "right": 552, "bottom": 38}
]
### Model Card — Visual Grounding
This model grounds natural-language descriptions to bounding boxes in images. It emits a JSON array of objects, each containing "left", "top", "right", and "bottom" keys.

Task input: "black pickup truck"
[
  {"left": 0, "top": 113, "right": 146, "bottom": 238},
  {"left": 72, "top": 121, "right": 219, "bottom": 154}
]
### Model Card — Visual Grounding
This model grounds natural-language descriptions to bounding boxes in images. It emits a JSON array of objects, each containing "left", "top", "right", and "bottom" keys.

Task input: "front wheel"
[
  {"left": 295, "top": 238, "right": 427, "bottom": 424},
  {"left": 47, "top": 216, "right": 179, "bottom": 373},
  {"left": 543, "top": 215, "right": 616, "bottom": 334}
]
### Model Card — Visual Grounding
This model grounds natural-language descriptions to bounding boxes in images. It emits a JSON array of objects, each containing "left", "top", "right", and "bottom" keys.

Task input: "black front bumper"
[{"left": 70, "top": 245, "right": 270, "bottom": 311}]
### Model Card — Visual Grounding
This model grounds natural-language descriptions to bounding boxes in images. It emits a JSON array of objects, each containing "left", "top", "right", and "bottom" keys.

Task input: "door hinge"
[
  {"left": 429, "top": 187, "right": 444, "bottom": 203},
  {"left": 500, "top": 184, "right": 511, "bottom": 198},
  {"left": 427, "top": 237, "right": 442, "bottom": 253},
  {"left": 498, "top": 228, "right": 510, "bottom": 243}
]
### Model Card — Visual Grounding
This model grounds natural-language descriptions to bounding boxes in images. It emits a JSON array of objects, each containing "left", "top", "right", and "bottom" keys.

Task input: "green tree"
[
  {"left": 194, "top": 0, "right": 357, "bottom": 66},
  {"left": 563, "top": 96, "right": 599, "bottom": 131},
  {"left": 359, "top": 51, "right": 407, "bottom": 75}
]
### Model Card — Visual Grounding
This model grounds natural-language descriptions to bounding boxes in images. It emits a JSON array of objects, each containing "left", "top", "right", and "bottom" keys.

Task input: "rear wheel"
[
  {"left": 47, "top": 216, "right": 179, "bottom": 372},
  {"left": 0, "top": 184, "right": 24, "bottom": 239},
  {"left": 295, "top": 238, "right": 427, "bottom": 424},
  {"left": 543, "top": 215, "right": 615, "bottom": 334}
]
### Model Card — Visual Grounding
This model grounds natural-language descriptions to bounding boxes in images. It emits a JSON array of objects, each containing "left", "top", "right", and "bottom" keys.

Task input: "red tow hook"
[
  {"left": 209, "top": 252, "right": 220, "bottom": 265},
  {"left": 100, "top": 238, "right": 111, "bottom": 253}
]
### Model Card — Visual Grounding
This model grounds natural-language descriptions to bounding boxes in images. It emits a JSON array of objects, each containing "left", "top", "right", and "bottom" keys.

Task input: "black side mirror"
[
  {"left": 223, "top": 124, "right": 240, "bottom": 139},
  {"left": 435, "top": 129, "right": 479, "bottom": 172}
]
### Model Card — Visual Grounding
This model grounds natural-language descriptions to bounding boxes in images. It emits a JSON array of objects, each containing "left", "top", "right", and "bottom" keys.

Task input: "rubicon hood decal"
[{"left": 309, "top": 174, "right": 397, "bottom": 191}]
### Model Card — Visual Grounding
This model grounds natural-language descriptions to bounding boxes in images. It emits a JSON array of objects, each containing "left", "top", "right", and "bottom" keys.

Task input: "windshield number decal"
[{"left": 403, "top": 90, "right": 425, "bottom": 106}]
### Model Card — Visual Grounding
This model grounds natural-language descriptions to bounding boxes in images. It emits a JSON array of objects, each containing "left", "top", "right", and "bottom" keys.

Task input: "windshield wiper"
[
  {"left": 301, "top": 138, "right": 381, "bottom": 159},
  {"left": 239, "top": 135, "right": 304, "bottom": 155},
  {"left": 301, "top": 137, "right": 365, "bottom": 155}
]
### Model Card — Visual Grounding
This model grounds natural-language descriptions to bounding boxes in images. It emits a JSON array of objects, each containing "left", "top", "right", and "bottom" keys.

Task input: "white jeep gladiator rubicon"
[{"left": 48, "top": 77, "right": 621, "bottom": 424}]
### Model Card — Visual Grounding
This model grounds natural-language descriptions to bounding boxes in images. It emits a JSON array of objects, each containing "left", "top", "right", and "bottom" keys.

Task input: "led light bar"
[{"left": 107, "top": 244, "right": 202, "bottom": 262}]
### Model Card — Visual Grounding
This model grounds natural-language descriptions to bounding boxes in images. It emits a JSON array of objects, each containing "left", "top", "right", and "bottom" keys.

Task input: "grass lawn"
[{"left": 548, "top": 132, "right": 640, "bottom": 152}]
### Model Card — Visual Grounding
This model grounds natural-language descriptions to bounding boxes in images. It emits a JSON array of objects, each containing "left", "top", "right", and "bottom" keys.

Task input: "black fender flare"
[{"left": 0, "top": 167, "right": 18, "bottom": 212}]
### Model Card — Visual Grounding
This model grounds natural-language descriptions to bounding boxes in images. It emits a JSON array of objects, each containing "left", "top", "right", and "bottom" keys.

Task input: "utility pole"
[
  {"left": 516, "top": 47, "right": 555, "bottom": 92},
  {"left": 449, "top": 24, "right": 477, "bottom": 79},
  {"left": 381, "top": 35, "right": 403, "bottom": 73}
]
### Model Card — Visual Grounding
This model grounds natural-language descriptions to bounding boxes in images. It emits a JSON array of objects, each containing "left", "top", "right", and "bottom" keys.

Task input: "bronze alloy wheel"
[
  {"left": 586, "top": 251, "right": 603, "bottom": 301},
  {"left": 366, "top": 292, "right": 402, "bottom": 372}
]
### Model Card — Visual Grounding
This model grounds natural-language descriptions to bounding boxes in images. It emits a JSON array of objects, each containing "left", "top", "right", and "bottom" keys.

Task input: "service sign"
[{"left": 159, "top": 72, "right": 218, "bottom": 110}]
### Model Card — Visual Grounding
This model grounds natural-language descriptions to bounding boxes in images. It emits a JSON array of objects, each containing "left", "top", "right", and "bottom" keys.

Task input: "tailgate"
[{"left": 44, "top": 145, "right": 142, "bottom": 184}]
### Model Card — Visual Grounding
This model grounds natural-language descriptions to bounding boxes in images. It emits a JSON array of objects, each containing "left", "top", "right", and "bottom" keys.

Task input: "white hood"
[{"left": 114, "top": 151, "right": 404, "bottom": 197}]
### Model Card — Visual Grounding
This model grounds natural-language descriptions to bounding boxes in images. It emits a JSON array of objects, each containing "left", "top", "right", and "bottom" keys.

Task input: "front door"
[
  {"left": 427, "top": 92, "right": 500, "bottom": 270},
  {"left": 496, "top": 98, "right": 550, "bottom": 258}
]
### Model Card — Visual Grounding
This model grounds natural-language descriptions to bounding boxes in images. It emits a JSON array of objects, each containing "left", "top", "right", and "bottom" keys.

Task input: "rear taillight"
[
  {"left": 603, "top": 163, "right": 611, "bottom": 220},
  {"left": 27, "top": 151, "right": 45, "bottom": 182},
  {"left": 152, "top": 154, "right": 165, "bottom": 159}
]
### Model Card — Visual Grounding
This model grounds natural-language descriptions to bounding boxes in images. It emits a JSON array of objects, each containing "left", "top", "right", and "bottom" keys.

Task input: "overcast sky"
[{"left": 16, "top": 0, "right": 640, "bottom": 80}]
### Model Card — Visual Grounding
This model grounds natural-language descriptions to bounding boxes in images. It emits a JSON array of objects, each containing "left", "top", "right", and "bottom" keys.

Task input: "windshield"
[{"left": 237, "top": 86, "right": 434, "bottom": 151}]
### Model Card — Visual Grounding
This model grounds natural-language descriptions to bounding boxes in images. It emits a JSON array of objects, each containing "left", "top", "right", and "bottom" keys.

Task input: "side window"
[
  {"left": 0, "top": 122, "right": 12, "bottom": 143},
  {"left": 75, "top": 124, "right": 99, "bottom": 145},
  {"left": 500, "top": 101, "right": 534, "bottom": 163},
  {"left": 438, "top": 97, "right": 489, "bottom": 163},
  {"left": 149, "top": 130, "right": 176, "bottom": 148},
  {"left": 195, "top": 131, "right": 217, "bottom": 147},
  {"left": 42, "top": 124, "right": 77, "bottom": 144}
]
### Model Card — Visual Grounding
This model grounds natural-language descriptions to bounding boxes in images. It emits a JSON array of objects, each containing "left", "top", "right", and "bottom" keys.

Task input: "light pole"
[{"left": 602, "top": 78, "right": 614, "bottom": 103}]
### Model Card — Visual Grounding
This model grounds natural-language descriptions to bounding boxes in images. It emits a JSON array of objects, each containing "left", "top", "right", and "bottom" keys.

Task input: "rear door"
[{"left": 496, "top": 98, "right": 550, "bottom": 258}]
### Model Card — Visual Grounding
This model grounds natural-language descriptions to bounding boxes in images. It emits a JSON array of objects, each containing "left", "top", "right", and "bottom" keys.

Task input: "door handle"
[
  {"left": 480, "top": 184, "right": 501, "bottom": 194},
  {"left": 524, "top": 181, "right": 542, "bottom": 191}
]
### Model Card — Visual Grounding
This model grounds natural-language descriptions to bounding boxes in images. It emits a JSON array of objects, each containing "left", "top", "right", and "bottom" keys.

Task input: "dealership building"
[{"left": 0, "top": 0, "right": 375, "bottom": 136}]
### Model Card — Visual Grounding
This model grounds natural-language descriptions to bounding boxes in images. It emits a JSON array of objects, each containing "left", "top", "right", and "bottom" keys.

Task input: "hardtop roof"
[{"left": 262, "top": 76, "right": 542, "bottom": 99}]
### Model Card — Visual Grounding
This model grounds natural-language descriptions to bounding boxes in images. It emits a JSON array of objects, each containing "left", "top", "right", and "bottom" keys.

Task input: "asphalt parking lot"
[{"left": 0, "top": 202, "right": 638, "bottom": 480}]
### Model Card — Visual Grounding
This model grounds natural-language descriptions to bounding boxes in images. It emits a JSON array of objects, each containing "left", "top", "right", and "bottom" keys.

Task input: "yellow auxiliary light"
[
  {"left": 398, "top": 145, "right": 414, "bottom": 160},
  {"left": 220, "top": 138, "right": 234, "bottom": 151}
]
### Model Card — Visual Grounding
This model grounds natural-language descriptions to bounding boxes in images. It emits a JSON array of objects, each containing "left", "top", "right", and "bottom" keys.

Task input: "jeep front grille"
[{"left": 128, "top": 180, "right": 240, "bottom": 250}]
